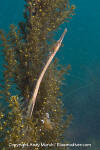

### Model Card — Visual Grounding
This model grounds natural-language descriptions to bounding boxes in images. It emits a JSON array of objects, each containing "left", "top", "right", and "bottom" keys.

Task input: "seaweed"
[{"left": 0, "top": 0, "right": 75, "bottom": 149}]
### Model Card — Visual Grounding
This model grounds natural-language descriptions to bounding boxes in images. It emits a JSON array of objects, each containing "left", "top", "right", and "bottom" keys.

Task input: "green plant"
[{"left": 0, "top": 0, "right": 75, "bottom": 149}]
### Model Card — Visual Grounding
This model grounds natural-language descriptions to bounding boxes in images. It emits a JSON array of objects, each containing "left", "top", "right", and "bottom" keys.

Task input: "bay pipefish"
[{"left": 27, "top": 28, "right": 67, "bottom": 118}]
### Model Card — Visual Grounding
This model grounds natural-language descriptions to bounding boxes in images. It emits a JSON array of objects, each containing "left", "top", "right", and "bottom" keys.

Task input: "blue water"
[{"left": 0, "top": 0, "right": 100, "bottom": 149}]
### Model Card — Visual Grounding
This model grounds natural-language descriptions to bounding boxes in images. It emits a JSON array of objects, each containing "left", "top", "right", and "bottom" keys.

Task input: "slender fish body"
[{"left": 27, "top": 28, "right": 67, "bottom": 117}]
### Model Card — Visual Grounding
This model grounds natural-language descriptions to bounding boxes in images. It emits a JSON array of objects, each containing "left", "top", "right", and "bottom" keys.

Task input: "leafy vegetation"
[{"left": 0, "top": 0, "right": 75, "bottom": 149}]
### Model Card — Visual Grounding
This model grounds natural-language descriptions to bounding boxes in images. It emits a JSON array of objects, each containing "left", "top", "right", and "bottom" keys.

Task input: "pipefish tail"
[{"left": 27, "top": 28, "right": 67, "bottom": 118}]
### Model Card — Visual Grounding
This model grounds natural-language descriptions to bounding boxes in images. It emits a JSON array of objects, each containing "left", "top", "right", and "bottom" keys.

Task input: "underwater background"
[{"left": 0, "top": 0, "right": 100, "bottom": 149}]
